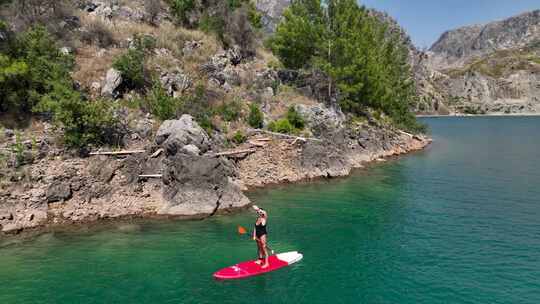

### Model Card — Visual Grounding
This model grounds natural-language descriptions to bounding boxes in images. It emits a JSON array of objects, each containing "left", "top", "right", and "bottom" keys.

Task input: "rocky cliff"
[
  {"left": 0, "top": 0, "right": 430, "bottom": 236},
  {"left": 255, "top": 0, "right": 290, "bottom": 33},
  {"left": 421, "top": 10, "right": 540, "bottom": 114},
  {"left": 429, "top": 10, "right": 540, "bottom": 69}
]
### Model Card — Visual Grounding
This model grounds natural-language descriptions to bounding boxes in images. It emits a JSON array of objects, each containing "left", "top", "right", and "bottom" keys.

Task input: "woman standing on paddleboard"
[{"left": 252, "top": 205, "right": 269, "bottom": 268}]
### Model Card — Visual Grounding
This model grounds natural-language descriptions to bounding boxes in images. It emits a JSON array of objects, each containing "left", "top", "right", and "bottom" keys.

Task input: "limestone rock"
[
  {"left": 60, "top": 47, "right": 72, "bottom": 55},
  {"left": 101, "top": 68, "right": 123, "bottom": 98},
  {"left": 295, "top": 104, "right": 346, "bottom": 137},
  {"left": 134, "top": 118, "right": 154, "bottom": 139},
  {"left": 183, "top": 40, "right": 202, "bottom": 56},
  {"left": 255, "top": 0, "right": 291, "bottom": 33},
  {"left": 182, "top": 144, "right": 201, "bottom": 156},
  {"left": 2, "top": 223, "right": 20, "bottom": 234},
  {"left": 46, "top": 181, "right": 72, "bottom": 203},
  {"left": 155, "top": 115, "right": 211, "bottom": 154},
  {"left": 160, "top": 70, "right": 191, "bottom": 97},
  {"left": 0, "top": 212, "right": 13, "bottom": 221},
  {"left": 160, "top": 153, "right": 250, "bottom": 216}
]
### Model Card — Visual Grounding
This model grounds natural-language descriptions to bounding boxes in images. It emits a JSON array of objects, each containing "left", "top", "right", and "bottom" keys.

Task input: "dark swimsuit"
[{"left": 255, "top": 221, "right": 267, "bottom": 238}]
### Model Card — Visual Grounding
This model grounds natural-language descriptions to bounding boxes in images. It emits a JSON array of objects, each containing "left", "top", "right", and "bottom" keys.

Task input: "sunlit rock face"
[{"left": 255, "top": 0, "right": 291, "bottom": 33}]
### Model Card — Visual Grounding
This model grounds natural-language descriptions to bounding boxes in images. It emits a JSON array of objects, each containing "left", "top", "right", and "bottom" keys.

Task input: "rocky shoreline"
[{"left": 0, "top": 112, "right": 430, "bottom": 237}]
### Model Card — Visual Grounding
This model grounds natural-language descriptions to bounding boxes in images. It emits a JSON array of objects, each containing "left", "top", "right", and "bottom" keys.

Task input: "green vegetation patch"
[{"left": 268, "top": 0, "right": 424, "bottom": 133}]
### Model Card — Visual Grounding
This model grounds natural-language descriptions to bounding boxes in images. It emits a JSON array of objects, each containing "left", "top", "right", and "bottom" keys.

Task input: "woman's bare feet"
[
  {"left": 254, "top": 259, "right": 262, "bottom": 265},
  {"left": 261, "top": 262, "right": 269, "bottom": 269}
]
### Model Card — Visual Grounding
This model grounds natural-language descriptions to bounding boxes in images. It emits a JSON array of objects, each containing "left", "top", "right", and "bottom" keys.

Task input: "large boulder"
[
  {"left": 295, "top": 104, "right": 346, "bottom": 137},
  {"left": 160, "top": 153, "right": 250, "bottom": 216},
  {"left": 101, "top": 68, "right": 123, "bottom": 98},
  {"left": 160, "top": 70, "right": 191, "bottom": 98},
  {"left": 46, "top": 181, "right": 72, "bottom": 203},
  {"left": 155, "top": 115, "right": 211, "bottom": 155}
]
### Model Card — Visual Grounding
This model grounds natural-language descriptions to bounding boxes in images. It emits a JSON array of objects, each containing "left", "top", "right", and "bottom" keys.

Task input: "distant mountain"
[
  {"left": 429, "top": 10, "right": 540, "bottom": 69},
  {"left": 424, "top": 10, "right": 540, "bottom": 114}
]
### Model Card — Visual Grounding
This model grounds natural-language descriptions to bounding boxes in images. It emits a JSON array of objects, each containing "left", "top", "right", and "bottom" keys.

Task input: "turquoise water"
[{"left": 1, "top": 117, "right": 540, "bottom": 303}]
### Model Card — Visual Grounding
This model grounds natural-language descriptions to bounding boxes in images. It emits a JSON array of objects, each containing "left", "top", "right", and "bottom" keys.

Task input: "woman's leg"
[
  {"left": 260, "top": 235, "right": 269, "bottom": 268},
  {"left": 255, "top": 239, "right": 263, "bottom": 264}
]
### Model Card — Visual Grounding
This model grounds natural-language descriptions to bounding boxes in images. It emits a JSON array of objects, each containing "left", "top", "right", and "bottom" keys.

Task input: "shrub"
[
  {"left": 34, "top": 82, "right": 119, "bottom": 148},
  {"left": 81, "top": 19, "right": 115, "bottom": 48},
  {"left": 112, "top": 34, "right": 155, "bottom": 90},
  {"left": 218, "top": 98, "right": 242, "bottom": 122},
  {"left": 286, "top": 106, "right": 304, "bottom": 130},
  {"left": 199, "top": 13, "right": 226, "bottom": 42},
  {"left": 113, "top": 48, "right": 145, "bottom": 89},
  {"left": 0, "top": 54, "right": 30, "bottom": 112},
  {"left": 231, "top": 130, "right": 246, "bottom": 144},
  {"left": 145, "top": 82, "right": 180, "bottom": 121},
  {"left": 10, "top": 131, "right": 25, "bottom": 166},
  {"left": 0, "top": 25, "right": 73, "bottom": 114},
  {"left": 268, "top": 118, "right": 293, "bottom": 134},
  {"left": 167, "top": 0, "right": 196, "bottom": 26},
  {"left": 247, "top": 2, "right": 263, "bottom": 29},
  {"left": 132, "top": 34, "right": 157, "bottom": 52},
  {"left": 247, "top": 103, "right": 263, "bottom": 128}
]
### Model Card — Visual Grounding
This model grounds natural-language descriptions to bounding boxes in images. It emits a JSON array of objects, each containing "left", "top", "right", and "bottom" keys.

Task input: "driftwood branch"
[
  {"left": 90, "top": 150, "right": 146, "bottom": 156},
  {"left": 248, "top": 129, "right": 322, "bottom": 142}
]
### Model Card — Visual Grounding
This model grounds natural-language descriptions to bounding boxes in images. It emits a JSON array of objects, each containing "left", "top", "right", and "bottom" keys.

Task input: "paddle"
[{"left": 237, "top": 225, "right": 275, "bottom": 255}]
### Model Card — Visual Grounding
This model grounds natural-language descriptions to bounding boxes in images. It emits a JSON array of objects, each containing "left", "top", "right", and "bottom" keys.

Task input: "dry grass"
[
  {"left": 78, "top": 16, "right": 221, "bottom": 80},
  {"left": 155, "top": 23, "right": 221, "bottom": 75},
  {"left": 255, "top": 47, "right": 281, "bottom": 70},
  {"left": 73, "top": 46, "right": 123, "bottom": 89}
]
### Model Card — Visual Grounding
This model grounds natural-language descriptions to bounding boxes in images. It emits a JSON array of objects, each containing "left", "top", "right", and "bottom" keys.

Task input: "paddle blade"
[{"left": 238, "top": 226, "right": 248, "bottom": 234}]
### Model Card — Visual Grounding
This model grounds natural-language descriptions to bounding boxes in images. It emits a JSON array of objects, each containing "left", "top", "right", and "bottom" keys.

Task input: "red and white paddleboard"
[{"left": 213, "top": 251, "right": 303, "bottom": 280}]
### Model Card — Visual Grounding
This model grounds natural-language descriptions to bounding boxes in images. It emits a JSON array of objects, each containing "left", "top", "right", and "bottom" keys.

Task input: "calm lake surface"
[{"left": 1, "top": 117, "right": 540, "bottom": 304}]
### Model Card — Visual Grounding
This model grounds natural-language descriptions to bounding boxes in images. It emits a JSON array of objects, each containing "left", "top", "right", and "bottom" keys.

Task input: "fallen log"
[
  {"left": 214, "top": 148, "right": 257, "bottom": 157},
  {"left": 251, "top": 137, "right": 271, "bottom": 142},
  {"left": 90, "top": 150, "right": 145, "bottom": 156},
  {"left": 249, "top": 129, "right": 322, "bottom": 142},
  {"left": 139, "top": 174, "right": 162, "bottom": 178},
  {"left": 248, "top": 140, "right": 267, "bottom": 147}
]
